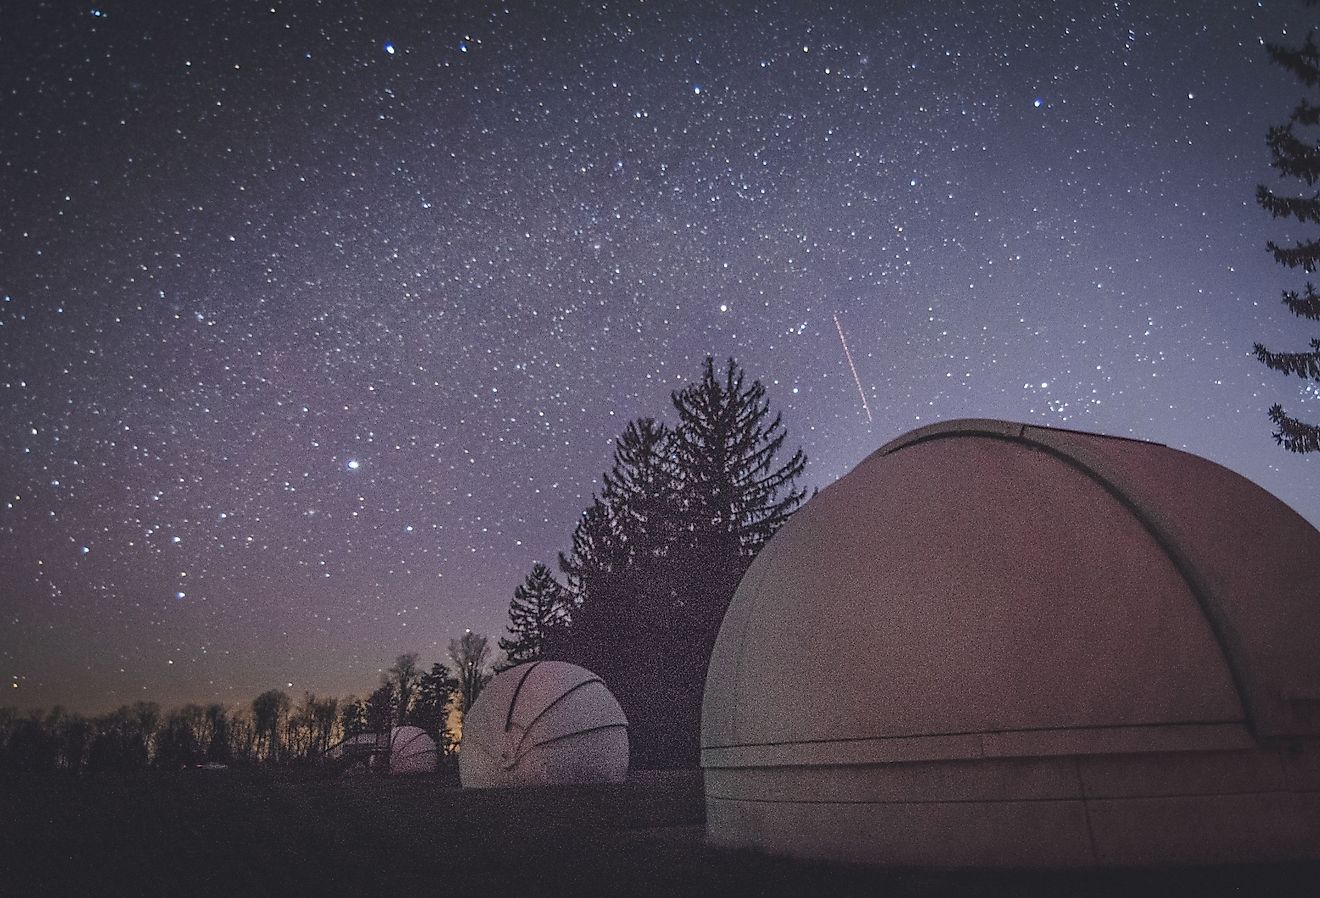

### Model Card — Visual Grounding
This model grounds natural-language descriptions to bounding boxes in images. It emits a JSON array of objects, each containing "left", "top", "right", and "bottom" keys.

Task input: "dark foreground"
[{"left": 1, "top": 769, "right": 1315, "bottom": 897}]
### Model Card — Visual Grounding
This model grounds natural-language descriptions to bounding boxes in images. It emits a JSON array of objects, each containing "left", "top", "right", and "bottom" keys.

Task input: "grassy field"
[{"left": 1, "top": 769, "right": 1316, "bottom": 897}]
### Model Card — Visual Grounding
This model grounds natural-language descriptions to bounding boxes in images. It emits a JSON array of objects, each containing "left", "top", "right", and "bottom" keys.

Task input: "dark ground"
[{"left": 0, "top": 769, "right": 1316, "bottom": 897}]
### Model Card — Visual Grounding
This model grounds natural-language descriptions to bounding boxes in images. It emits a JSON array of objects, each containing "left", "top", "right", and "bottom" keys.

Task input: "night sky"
[{"left": 3, "top": 0, "right": 1317, "bottom": 714}]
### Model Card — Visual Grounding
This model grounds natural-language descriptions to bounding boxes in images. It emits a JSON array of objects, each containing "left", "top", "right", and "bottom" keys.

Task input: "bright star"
[
  {"left": 1033, "top": 98, "right": 1043, "bottom": 107},
  {"left": 384, "top": 41, "right": 395, "bottom": 55},
  {"left": 346, "top": 459, "right": 360, "bottom": 471}
]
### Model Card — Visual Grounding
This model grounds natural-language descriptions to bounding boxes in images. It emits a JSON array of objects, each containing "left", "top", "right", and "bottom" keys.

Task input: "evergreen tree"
[
  {"left": 557, "top": 495, "right": 625, "bottom": 670},
  {"left": 602, "top": 418, "right": 680, "bottom": 568},
  {"left": 670, "top": 357, "right": 807, "bottom": 631},
  {"left": 559, "top": 496, "right": 621, "bottom": 611},
  {"left": 1256, "top": 6, "right": 1320, "bottom": 452},
  {"left": 553, "top": 358, "right": 806, "bottom": 768},
  {"left": 498, "top": 563, "right": 571, "bottom": 669},
  {"left": 556, "top": 419, "right": 683, "bottom": 684},
  {"left": 412, "top": 662, "right": 457, "bottom": 752},
  {"left": 611, "top": 356, "right": 805, "bottom": 767},
  {"left": 605, "top": 418, "right": 683, "bottom": 624}
]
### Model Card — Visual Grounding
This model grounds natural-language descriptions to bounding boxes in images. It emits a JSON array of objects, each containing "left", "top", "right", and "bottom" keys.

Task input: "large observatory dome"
[
  {"left": 702, "top": 419, "right": 1320, "bottom": 867},
  {"left": 460, "top": 661, "right": 629, "bottom": 788}
]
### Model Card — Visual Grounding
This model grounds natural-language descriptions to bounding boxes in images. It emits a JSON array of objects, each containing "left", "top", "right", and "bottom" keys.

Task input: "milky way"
[{"left": 2, "top": 1, "right": 1316, "bottom": 712}]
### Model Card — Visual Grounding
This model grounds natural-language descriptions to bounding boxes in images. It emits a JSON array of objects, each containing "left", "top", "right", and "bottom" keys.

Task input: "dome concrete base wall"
[{"left": 705, "top": 741, "right": 1320, "bottom": 867}]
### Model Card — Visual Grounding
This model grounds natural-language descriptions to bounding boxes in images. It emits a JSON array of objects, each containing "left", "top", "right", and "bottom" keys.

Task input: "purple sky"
[{"left": 3, "top": 0, "right": 1317, "bottom": 713}]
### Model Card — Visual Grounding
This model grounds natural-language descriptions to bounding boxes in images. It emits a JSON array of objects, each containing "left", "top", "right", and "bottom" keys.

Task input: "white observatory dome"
[
  {"left": 388, "top": 725, "right": 437, "bottom": 775},
  {"left": 702, "top": 419, "right": 1320, "bottom": 867},
  {"left": 460, "top": 661, "right": 629, "bottom": 788}
]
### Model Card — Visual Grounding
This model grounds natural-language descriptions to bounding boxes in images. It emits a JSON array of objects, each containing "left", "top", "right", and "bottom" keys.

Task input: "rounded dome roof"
[
  {"left": 460, "top": 661, "right": 629, "bottom": 787},
  {"left": 388, "top": 725, "right": 437, "bottom": 775},
  {"left": 703, "top": 419, "right": 1320, "bottom": 765}
]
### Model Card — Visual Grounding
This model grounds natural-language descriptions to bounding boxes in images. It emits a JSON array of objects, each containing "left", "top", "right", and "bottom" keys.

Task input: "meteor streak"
[{"left": 833, "top": 312, "right": 873, "bottom": 424}]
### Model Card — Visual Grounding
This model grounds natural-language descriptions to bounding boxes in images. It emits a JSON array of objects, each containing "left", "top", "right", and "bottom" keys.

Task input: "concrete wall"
[{"left": 706, "top": 743, "right": 1320, "bottom": 866}]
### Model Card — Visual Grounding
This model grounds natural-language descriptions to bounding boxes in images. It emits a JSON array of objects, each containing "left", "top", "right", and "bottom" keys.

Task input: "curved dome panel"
[
  {"left": 701, "top": 420, "right": 1320, "bottom": 866},
  {"left": 460, "top": 661, "right": 629, "bottom": 788}
]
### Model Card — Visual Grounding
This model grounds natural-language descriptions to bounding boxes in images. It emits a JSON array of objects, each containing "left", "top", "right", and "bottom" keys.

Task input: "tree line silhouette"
[
  {"left": 498, "top": 357, "right": 807, "bottom": 768},
  {"left": 0, "top": 633, "right": 494, "bottom": 773}
]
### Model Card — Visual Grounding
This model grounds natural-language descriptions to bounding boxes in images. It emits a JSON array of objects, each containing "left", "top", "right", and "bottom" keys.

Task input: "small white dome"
[
  {"left": 459, "top": 661, "right": 629, "bottom": 788},
  {"left": 388, "top": 725, "right": 437, "bottom": 775}
]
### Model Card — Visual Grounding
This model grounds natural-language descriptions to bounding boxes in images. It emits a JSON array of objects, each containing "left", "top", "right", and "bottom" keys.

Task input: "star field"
[{"left": 2, "top": 0, "right": 1316, "bottom": 712}]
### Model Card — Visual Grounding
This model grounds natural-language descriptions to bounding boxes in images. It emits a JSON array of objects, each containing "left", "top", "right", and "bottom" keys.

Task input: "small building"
[{"left": 701, "top": 419, "right": 1320, "bottom": 866}]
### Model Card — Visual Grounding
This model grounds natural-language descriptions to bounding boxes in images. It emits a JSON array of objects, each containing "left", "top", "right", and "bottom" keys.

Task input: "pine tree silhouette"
[
  {"left": 498, "top": 563, "right": 571, "bottom": 669},
  {"left": 1256, "top": 3, "right": 1320, "bottom": 452},
  {"left": 553, "top": 357, "right": 806, "bottom": 767}
]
